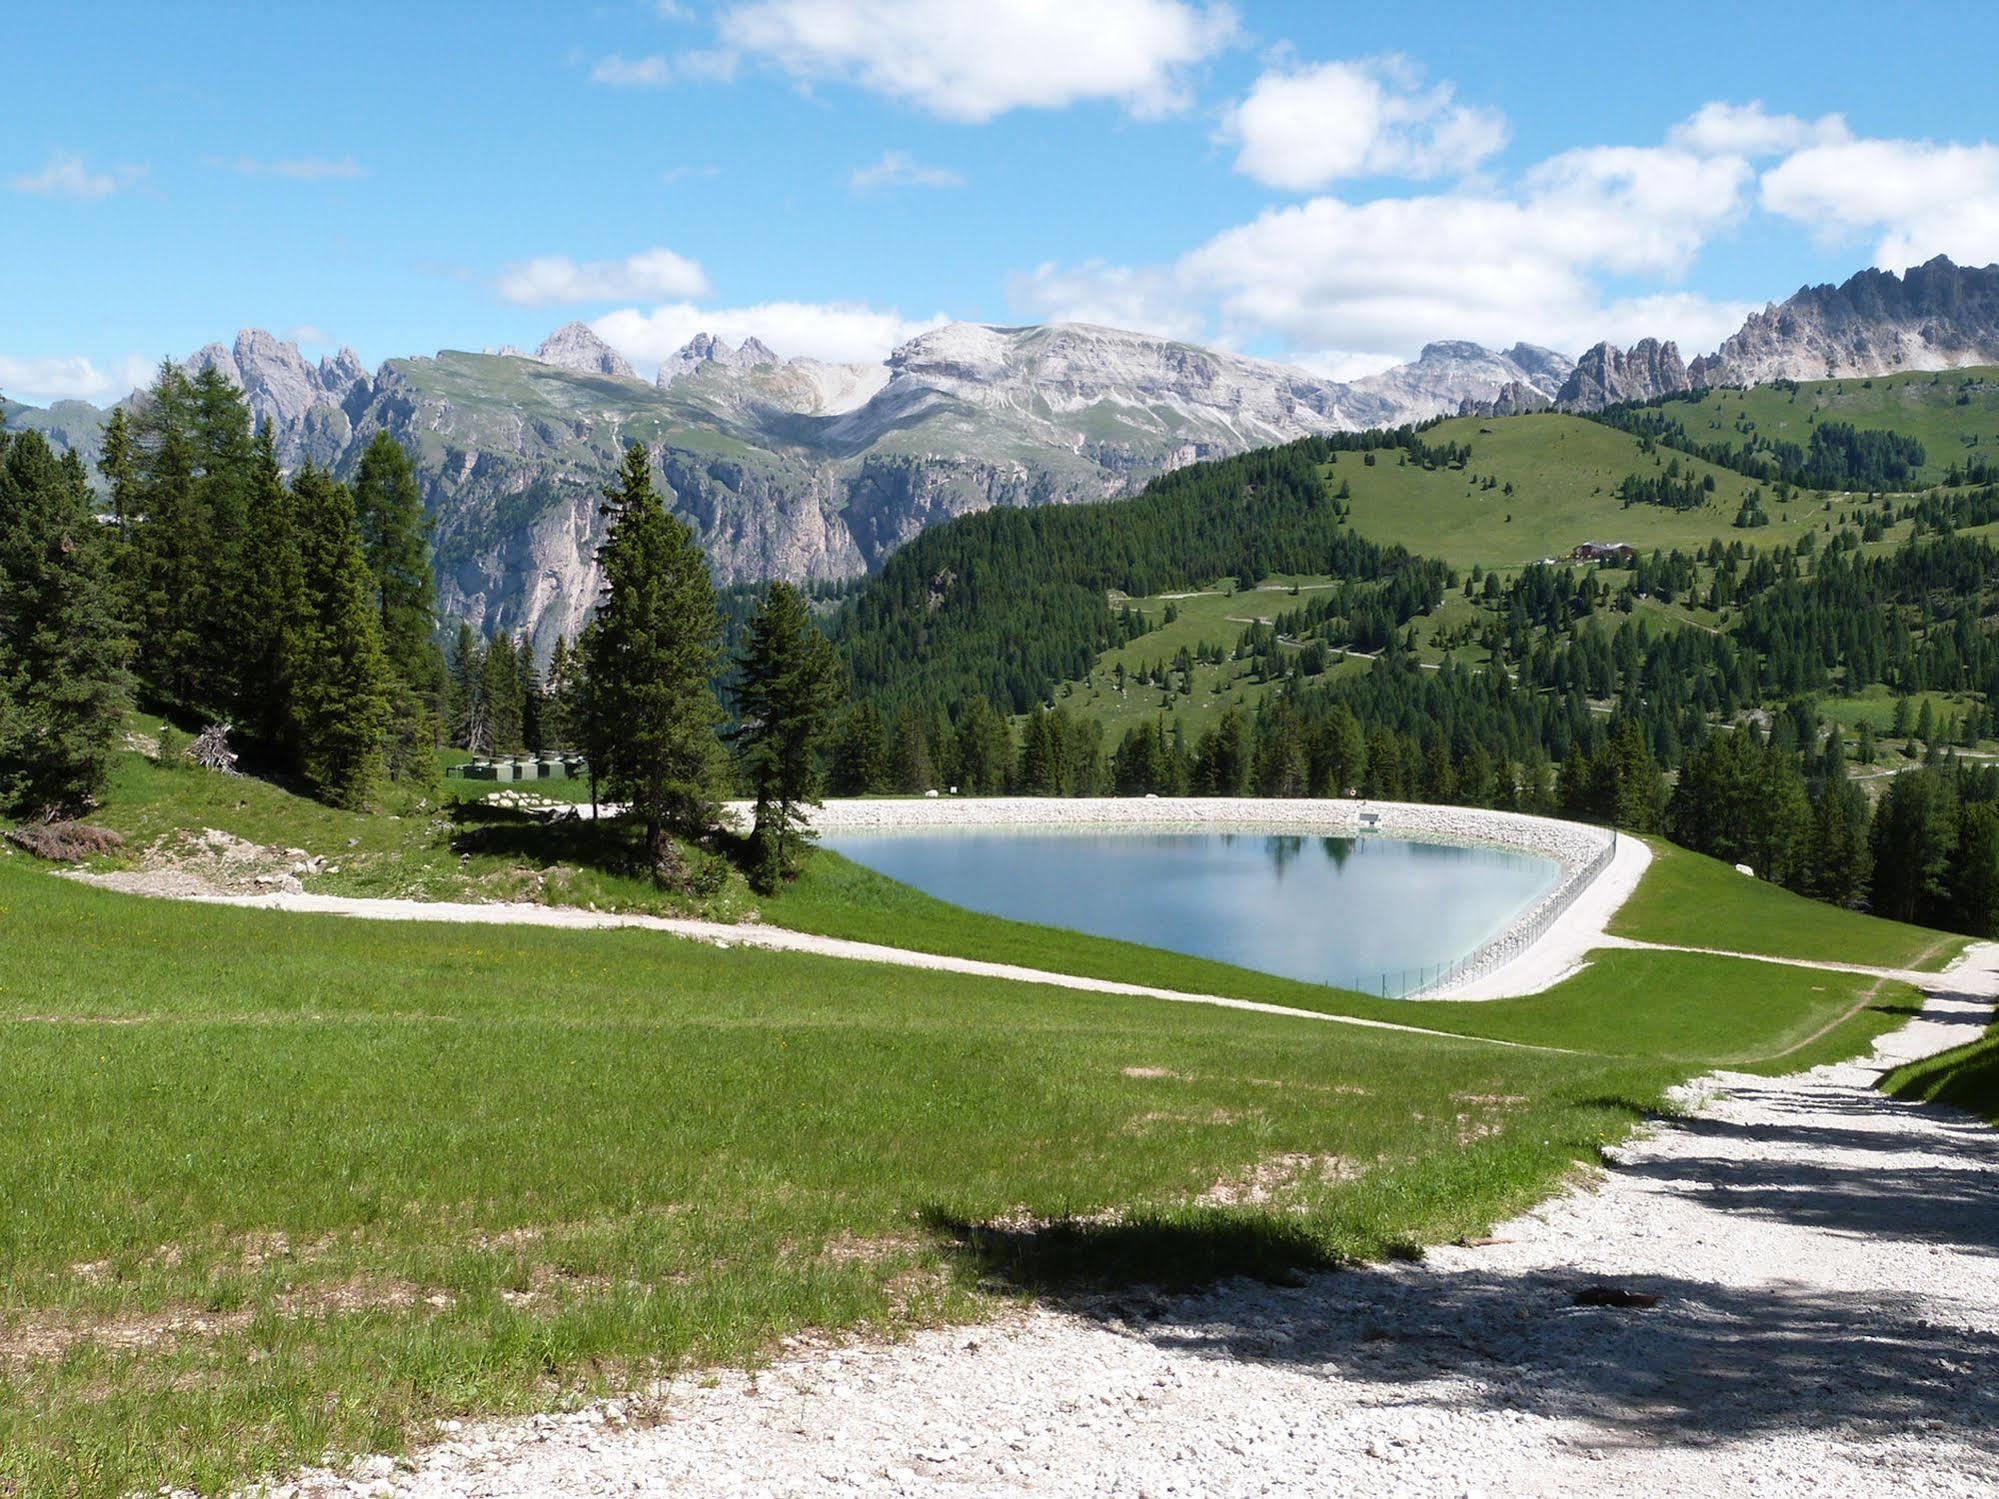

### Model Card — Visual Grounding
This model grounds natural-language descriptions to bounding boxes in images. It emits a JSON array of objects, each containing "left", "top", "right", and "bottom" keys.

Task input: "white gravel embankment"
[{"left": 288, "top": 948, "right": 1999, "bottom": 1499}]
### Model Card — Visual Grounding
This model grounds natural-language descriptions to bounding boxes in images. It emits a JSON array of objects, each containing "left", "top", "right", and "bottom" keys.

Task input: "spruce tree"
[
  {"left": 189, "top": 364, "right": 257, "bottom": 711},
  {"left": 290, "top": 465, "right": 392, "bottom": 808},
  {"left": 733, "top": 581, "right": 844, "bottom": 891},
  {"left": 481, "top": 634, "right": 523, "bottom": 754},
  {"left": 125, "top": 363, "right": 210, "bottom": 711},
  {"left": 829, "top": 702, "right": 890, "bottom": 795},
  {"left": 0, "top": 432, "right": 132, "bottom": 815},
  {"left": 447, "top": 623, "right": 486, "bottom": 751},
  {"left": 351, "top": 432, "right": 439, "bottom": 687},
  {"left": 235, "top": 427, "right": 307, "bottom": 766},
  {"left": 582, "top": 443, "right": 724, "bottom": 880}
]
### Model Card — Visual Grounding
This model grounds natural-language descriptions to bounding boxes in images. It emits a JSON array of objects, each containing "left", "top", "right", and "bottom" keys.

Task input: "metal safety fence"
[{"left": 1375, "top": 829, "right": 1619, "bottom": 999}]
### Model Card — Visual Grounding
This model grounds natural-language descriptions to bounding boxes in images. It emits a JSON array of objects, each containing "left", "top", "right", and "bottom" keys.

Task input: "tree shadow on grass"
[{"left": 447, "top": 801, "right": 637, "bottom": 868}]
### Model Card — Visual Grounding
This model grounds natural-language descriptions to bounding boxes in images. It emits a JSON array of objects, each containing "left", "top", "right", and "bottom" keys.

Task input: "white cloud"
[
  {"left": 1521, "top": 145, "right": 1752, "bottom": 276},
  {"left": 590, "top": 49, "right": 737, "bottom": 87},
  {"left": 286, "top": 324, "right": 333, "bottom": 347},
  {"left": 0, "top": 351, "right": 149, "bottom": 404},
  {"left": 219, "top": 155, "right": 368, "bottom": 181},
  {"left": 593, "top": 299, "right": 949, "bottom": 368},
  {"left": 591, "top": 53, "right": 673, "bottom": 87},
  {"left": 1762, "top": 138, "right": 1999, "bottom": 269},
  {"left": 1018, "top": 135, "right": 1757, "bottom": 367},
  {"left": 850, "top": 150, "right": 965, "bottom": 189},
  {"left": 661, "top": 164, "right": 722, "bottom": 183},
  {"left": 1669, "top": 101, "right": 1849, "bottom": 159},
  {"left": 1007, "top": 261, "right": 1208, "bottom": 342},
  {"left": 8, "top": 150, "right": 144, "bottom": 199},
  {"left": 1223, "top": 57, "right": 1506, "bottom": 191},
  {"left": 1281, "top": 348, "right": 1406, "bottom": 382},
  {"left": 718, "top": 0, "right": 1236, "bottom": 122},
  {"left": 495, "top": 248, "right": 713, "bottom": 306}
]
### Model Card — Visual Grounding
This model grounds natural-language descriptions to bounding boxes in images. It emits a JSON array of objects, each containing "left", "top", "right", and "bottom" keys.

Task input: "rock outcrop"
[
  {"left": 532, "top": 322, "right": 638, "bottom": 381},
  {"left": 1351, "top": 341, "right": 1572, "bottom": 423},
  {"left": 1556, "top": 338, "right": 1695, "bottom": 409},
  {"left": 1706, "top": 256, "right": 1999, "bottom": 385},
  {"left": 182, "top": 329, "right": 371, "bottom": 467}
]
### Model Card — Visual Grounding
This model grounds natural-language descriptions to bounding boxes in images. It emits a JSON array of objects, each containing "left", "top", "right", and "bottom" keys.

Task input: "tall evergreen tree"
[
  {"left": 235, "top": 426, "right": 306, "bottom": 765},
  {"left": 0, "top": 432, "right": 131, "bottom": 815},
  {"left": 829, "top": 702, "right": 890, "bottom": 795},
  {"left": 351, "top": 432, "right": 439, "bottom": 688},
  {"left": 481, "top": 634, "right": 524, "bottom": 755},
  {"left": 124, "top": 363, "right": 210, "bottom": 711},
  {"left": 290, "top": 466, "right": 392, "bottom": 808},
  {"left": 188, "top": 364, "right": 257, "bottom": 711},
  {"left": 582, "top": 443, "right": 725, "bottom": 880},
  {"left": 447, "top": 623, "right": 486, "bottom": 752},
  {"left": 733, "top": 581, "right": 845, "bottom": 891}
]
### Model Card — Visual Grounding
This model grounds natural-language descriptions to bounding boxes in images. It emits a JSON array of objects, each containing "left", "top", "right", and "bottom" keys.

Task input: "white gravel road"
[{"left": 282, "top": 951, "right": 1999, "bottom": 1499}]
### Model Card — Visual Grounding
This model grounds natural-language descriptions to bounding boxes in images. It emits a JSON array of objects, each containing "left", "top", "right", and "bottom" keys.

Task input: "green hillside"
[{"left": 1649, "top": 366, "right": 1999, "bottom": 488}]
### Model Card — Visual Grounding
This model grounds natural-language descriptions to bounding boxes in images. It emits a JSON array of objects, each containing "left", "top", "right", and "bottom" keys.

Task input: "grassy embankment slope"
[{"left": 0, "top": 740, "right": 1954, "bottom": 1497}]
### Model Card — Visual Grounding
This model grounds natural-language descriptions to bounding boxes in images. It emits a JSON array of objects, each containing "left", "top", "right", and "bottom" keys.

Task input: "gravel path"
[{"left": 287, "top": 950, "right": 1999, "bottom": 1499}]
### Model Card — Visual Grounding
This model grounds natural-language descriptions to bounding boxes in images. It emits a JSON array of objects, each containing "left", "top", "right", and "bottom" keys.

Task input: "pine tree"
[
  {"left": 290, "top": 466, "right": 392, "bottom": 808},
  {"left": 582, "top": 443, "right": 725, "bottom": 880},
  {"left": 733, "top": 581, "right": 845, "bottom": 891},
  {"left": 0, "top": 432, "right": 131, "bottom": 815}
]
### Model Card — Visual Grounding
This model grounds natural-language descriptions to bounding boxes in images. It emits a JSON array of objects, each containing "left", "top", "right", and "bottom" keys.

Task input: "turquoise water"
[{"left": 824, "top": 829, "right": 1560, "bottom": 994}]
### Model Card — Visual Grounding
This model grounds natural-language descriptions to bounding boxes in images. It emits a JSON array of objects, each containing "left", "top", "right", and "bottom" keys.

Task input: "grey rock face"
[
  {"left": 1557, "top": 338, "right": 1693, "bottom": 409},
  {"left": 656, "top": 332, "right": 783, "bottom": 390},
  {"left": 1707, "top": 256, "right": 1999, "bottom": 384},
  {"left": 181, "top": 329, "right": 371, "bottom": 468},
  {"left": 1352, "top": 340, "right": 1573, "bottom": 423},
  {"left": 532, "top": 322, "right": 638, "bottom": 381}
]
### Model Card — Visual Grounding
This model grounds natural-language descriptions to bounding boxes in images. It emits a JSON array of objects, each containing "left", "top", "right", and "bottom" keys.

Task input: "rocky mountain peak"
[
  {"left": 1557, "top": 338, "right": 1692, "bottom": 410},
  {"left": 534, "top": 322, "right": 637, "bottom": 381},
  {"left": 656, "top": 332, "right": 783, "bottom": 389},
  {"left": 1350, "top": 339, "right": 1575, "bottom": 423},
  {"left": 181, "top": 328, "right": 374, "bottom": 447},
  {"left": 1707, "top": 255, "right": 1999, "bottom": 384}
]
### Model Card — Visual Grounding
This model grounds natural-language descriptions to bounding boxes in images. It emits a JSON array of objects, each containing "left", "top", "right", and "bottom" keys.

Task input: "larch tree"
[
  {"left": 582, "top": 443, "right": 723, "bottom": 882},
  {"left": 733, "top": 580, "right": 844, "bottom": 892}
]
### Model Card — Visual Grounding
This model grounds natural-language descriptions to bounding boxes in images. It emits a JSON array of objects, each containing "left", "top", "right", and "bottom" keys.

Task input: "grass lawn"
[
  {"left": 1, "top": 854, "right": 1675, "bottom": 1498},
  {"left": 1608, "top": 838, "right": 1967, "bottom": 972},
  {"left": 1390, "top": 948, "right": 1923, "bottom": 1073},
  {"left": 1882, "top": 1025, "right": 1999, "bottom": 1122}
]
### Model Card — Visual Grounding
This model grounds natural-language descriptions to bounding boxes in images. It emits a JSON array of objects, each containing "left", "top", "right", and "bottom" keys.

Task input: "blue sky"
[{"left": 6, "top": 0, "right": 1998, "bottom": 403}]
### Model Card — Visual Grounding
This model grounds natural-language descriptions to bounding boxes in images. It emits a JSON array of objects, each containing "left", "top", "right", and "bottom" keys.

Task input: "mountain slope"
[{"left": 13, "top": 256, "right": 1999, "bottom": 653}]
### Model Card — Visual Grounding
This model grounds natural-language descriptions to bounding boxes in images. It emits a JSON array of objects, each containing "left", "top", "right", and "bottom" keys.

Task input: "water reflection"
[{"left": 825, "top": 828, "right": 1559, "bottom": 993}]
